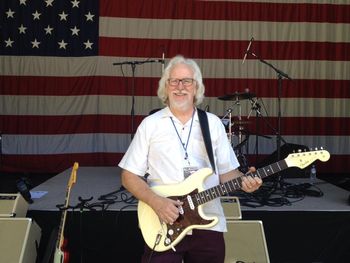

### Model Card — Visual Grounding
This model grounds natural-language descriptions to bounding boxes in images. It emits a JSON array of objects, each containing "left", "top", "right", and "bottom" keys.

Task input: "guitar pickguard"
[{"left": 164, "top": 190, "right": 214, "bottom": 246}]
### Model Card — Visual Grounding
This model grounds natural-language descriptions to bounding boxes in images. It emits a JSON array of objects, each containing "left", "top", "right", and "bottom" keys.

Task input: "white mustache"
[{"left": 174, "top": 91, "right": 187, "bottom": 95}]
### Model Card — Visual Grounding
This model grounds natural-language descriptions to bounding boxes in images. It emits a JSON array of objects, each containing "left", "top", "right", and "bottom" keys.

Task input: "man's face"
[{"left": 166, "top": 63, "right": 197, "bottom": 111}]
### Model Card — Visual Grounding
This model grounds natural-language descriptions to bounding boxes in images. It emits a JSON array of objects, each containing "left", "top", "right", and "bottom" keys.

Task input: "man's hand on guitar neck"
[
  {"left": 241, "top": 166, "right": 262, "bottom": 193},
  {"left": 220, "top": 167, "right": 262, "bottom": 194}
]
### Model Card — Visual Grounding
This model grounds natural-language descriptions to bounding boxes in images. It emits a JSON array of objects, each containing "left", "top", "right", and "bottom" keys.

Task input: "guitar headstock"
[
  {"left": 68, "top": 162, "right": 79, "bottom": 187},
  {"left": 285, "top": 148, "right": 330, "bottom": 169}
]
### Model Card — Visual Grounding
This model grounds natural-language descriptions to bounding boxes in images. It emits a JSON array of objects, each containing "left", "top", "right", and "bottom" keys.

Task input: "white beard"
[{"left": 169, "top": 97, "right": 193, "bottom": 112}]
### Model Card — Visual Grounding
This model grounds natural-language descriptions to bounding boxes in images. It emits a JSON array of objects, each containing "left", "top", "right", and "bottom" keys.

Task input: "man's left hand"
[{"left": 241, "top": 167, "right": 262, "bottom": 193}]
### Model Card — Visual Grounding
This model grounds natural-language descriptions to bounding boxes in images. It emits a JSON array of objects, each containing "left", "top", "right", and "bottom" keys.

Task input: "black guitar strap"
[{"left": 197, "top": 108, "right": 216, "bottom": 173}]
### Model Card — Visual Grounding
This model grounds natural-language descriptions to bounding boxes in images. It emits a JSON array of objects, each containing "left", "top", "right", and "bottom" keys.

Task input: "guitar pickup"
[{"left": 186, "top": 195, "right": 194, "bottom": 210}]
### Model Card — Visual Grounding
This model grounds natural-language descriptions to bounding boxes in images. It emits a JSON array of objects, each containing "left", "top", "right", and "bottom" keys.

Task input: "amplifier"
[
  {"left": 0, "top": 218, "right": 41, "bottom": 263},
  {"left": 0, "top": 193, "right": 28, "bottom": 217},
  {"left": 224, "top": 220, "right": 270, "bottom": 263}
]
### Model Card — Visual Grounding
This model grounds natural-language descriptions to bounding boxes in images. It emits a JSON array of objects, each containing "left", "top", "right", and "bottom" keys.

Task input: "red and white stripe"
[{"left": 1, "top": 0, "right": 349, "bottom": 173}]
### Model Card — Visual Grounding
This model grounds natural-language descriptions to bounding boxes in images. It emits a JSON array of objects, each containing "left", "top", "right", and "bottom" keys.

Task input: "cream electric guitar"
[
  {"left": 138, "top": 149, "right": 330, "bottom": 252},
  {"left": 54, "top": 162, "right": 79, "bottom": 263}
]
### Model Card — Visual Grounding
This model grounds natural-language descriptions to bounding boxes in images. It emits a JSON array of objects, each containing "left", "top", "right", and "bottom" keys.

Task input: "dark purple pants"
[{"left": 141, "top": 229, "right": 225, "bottom": 263}]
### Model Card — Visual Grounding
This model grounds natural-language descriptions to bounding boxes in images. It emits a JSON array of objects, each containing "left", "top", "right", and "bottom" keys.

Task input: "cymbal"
[{"left": 218, "top": 92, "right": 255, "bottom": 101}]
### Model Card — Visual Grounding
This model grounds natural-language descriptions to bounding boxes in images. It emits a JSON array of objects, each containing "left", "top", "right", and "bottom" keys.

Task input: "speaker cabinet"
[
  {"left": 221, "top": 196, "right": 242, "bottom": 220},
  {"left": 224, "top": 220, "right": 270, "bottom": 263},
  {"left": 0, "top": 193, "right": 28, "bottom": 217},
  {"left": 0, "top": 218, "right": 41, "bottom": 263}
]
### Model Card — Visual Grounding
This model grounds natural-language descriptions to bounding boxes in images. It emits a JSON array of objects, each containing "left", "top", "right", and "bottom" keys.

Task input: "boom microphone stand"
[
  {"left": 113, "top": 59, "right": 164, "bottom": 139},
  {"left": 247, "top": 50, "right": 292, "bottom": 189}
]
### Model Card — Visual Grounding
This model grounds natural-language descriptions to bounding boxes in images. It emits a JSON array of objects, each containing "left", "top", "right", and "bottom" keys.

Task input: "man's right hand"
[{"left": 151, "top": 196, "right": 183, "bottom": 225}]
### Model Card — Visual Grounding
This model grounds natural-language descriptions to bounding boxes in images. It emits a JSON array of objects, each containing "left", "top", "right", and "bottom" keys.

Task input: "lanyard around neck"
[{"left": 170, "top": 108, "right": 196, "bottom": 161}]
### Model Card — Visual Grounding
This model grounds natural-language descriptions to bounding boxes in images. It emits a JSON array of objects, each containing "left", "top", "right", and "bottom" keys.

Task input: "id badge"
[{"left": 183, "top": 166, "right": 198, "bottom": 179}]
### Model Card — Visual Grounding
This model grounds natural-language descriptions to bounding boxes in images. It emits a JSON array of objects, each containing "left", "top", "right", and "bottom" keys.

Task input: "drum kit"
[{"left": 218, "top": 91, "right": 257, "bottom": 173}]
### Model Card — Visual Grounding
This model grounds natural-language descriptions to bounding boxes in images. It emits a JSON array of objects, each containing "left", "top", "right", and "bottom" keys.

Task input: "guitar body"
[
  {"left": 138, "top": 168, "right": 218, "bottom": 252},
  {"left": 53, "top": 238, "right": 69, "bottom": 263}
]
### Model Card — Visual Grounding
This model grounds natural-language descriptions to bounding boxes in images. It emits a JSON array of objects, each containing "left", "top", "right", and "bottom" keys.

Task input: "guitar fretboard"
[
  {"left": 55, "top": 163, "right": 78, "bottom": 250},
  {"left": 193, "top": 159, "right": 288, "bottom": 206},
  {"left": 56, "top": 184, "right": 71, "bottom": 249}
]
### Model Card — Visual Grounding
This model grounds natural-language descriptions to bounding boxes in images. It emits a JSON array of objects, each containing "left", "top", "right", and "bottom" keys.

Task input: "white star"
[
  {"left": 70, "top": 26, "right": 80, "bottom": 36},
  {"left": 45, "top": 0, "right": 54, "bottom": 7},
  {"left": 5, "top": 38, "right": 14, "bottom": 47},
  {"left": 83, "top": 40, "right": 93, "bottom": 49},
  {"left": 18, "top": 24, "right": 27, "bottom": 34},
  {"left": 85, "top": 12, "right": 94, "bottom": 22},
  {"left": 19, "top": 0, "right": 27, "bottom": 6},
  {"left": 58, "top": 40, "right": 68, "bottom": 49},
  {"left": 71, "top": 0, "right": 80, "bottom": 8},
  {"left": 6, "top": 9, "right": 15, "bottom": 18},
  {"left": 58, "top": 11, "right": 68, "bottom": 21},
  {"left": 44, "top": 25, "right": 54, "bottom": 35},
  {"left": 32, "top": 10, "right": 41, "bottom": 20},
  {"left": 31, "top": 39, "right": 41, "bottom": 48}
]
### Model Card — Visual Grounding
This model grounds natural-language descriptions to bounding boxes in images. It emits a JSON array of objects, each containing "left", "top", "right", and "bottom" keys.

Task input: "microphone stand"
[
  {"left": 248, "top": 51, "right": 291, "bottom": 190},
  {"left": 113, "top": 59, "right": 164, "bottom": 139}
]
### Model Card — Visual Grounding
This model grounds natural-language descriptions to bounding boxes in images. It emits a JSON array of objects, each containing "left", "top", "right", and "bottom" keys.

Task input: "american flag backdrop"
[{"left": 0, "top": 0, "right": 349, "bottom": 174}]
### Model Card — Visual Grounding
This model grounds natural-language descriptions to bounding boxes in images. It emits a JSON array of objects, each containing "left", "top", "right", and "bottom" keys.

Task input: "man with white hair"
[{"left": 119, "top": 55, "right": 262, "bottom": 263}]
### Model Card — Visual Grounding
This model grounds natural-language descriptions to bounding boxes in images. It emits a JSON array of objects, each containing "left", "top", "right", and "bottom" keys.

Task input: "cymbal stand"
[
  {"left": 234, "top": 98, "right": 250, "bottom": 173},
  {"left": 228, "top": 110, "right": 233, "bottom": 145},
  {"left": 236, "top": 97, "right": 244, "bottom": 145},
  {"left": 221, "top": 108, "right": 233, "bottom": 145}
]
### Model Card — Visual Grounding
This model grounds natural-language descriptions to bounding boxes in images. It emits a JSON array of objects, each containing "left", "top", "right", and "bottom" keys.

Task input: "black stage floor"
[{"left": 2, "top": 167, "right": 350, "bottom": 262}]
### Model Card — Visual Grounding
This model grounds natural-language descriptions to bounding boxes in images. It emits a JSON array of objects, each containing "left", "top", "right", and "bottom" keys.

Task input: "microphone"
[
  {"left": 242, "top": 37, "right": 254, "bottom": 65},
  {"left": 16, "top": 178, "right": 33, "bottom": 204}
]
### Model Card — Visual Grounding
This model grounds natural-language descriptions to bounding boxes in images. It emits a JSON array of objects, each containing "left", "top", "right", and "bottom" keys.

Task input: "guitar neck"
[
  {"left": 56, "top": 186, "right": 72, "bottom": 249},
  {"left": 194, "top": 159, "right": 288, "bottom": 206},
  {"left": 55, "top": 165, "right": 78, "bottom": 251}
]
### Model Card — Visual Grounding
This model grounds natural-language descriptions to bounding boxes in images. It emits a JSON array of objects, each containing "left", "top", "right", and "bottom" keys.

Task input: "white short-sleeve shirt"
[{"left": 119, "top": 107, "right": 240, "bottom": 232}]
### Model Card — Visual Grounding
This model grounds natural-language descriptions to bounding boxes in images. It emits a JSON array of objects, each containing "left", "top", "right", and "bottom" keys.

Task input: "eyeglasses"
[{"left": 167, "top": 78, "right": 195, "bottom": 87}]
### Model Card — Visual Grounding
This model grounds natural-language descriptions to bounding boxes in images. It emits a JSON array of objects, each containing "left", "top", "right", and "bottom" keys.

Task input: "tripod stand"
[{"left": 113, "top": 58, "right": 164, "bottom": 139}]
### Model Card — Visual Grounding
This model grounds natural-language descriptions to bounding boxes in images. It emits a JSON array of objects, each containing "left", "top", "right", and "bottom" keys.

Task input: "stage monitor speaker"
[
  {"left": 221, "top": 196, "right": 242, "bottom": 220},
  {"left": 0, "top": 193, "right": 28, "bottom": 217},
  {"left": 224, "top": 220, "right": 270, "bottom": 263},
  {"left": 0, "top": 218, "right": 41, "bottom": 263},
  {"left": 257, "top": 143, "right": 309, "bottom": 178}
]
